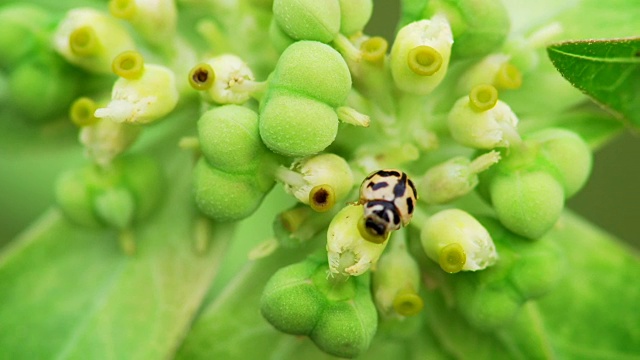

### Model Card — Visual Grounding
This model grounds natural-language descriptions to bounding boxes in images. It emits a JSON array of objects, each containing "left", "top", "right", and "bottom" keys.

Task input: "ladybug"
[{"left": 358, "top": 169, "right": 418, "bottom": 240}]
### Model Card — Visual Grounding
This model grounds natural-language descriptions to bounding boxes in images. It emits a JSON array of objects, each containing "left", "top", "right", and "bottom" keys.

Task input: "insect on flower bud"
[{"left": 327, "top": 204, "right": 390, "bottom": 276}]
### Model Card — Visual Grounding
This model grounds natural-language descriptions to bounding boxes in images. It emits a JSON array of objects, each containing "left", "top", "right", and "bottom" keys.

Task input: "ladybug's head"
[{"left": 361, "top": 200, "right": 401, "bottom": 241}]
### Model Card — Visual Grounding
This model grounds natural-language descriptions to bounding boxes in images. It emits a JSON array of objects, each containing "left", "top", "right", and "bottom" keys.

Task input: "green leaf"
[
  {"left": 0, "top": 152, "right": 233, "bottom": 360},
  {"left": 423, "top": 211, "right": 640, "bottom": 359},
  {"left": 547, "top": 38, "right": 640, "bottom": 127}
]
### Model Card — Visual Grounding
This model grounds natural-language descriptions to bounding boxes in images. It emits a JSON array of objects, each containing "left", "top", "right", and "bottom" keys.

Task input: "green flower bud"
[
  {"left": 390, "top": 15, "right": 453, "bottom": 95},
  {"left": 259, "top": 93, "right": 339, "bottom": 157},
  {"left": 0, "top": 4, "right": 52, "bottom": 70},
  {"left": 261, "top": 259, "right": 327, "bottom": 335},
  {"left": 447, "top": 86, "right": 520, "bottom": 149},
  {"left": 273, "top": 0, "right": 340, "bottom": 43},
  {"left": 420, "top": 209, "right": 498, "bottom": 273},
  {"left": 490, "top": 171, "right": 564, "bottom": 239},
  {"left": 338, "top": 0, "right": 373, "bottom": 36},
  {"left": 271, "top": 41, "right": 351, "bottom": 108},
  {"left": 109, "top": 0, "right": 177, "bottom": 49},
  {"left": 53, "top": 8, "right": 136, "bottom": 74},
  {"left": 279, "top": 153, "right": 354, "bottom": 206},
  {"left": 311, "top": 298, "right": 376, "bottom": 358},
  {"left": 327, "top": 204, "right": 389, "bottom": 276},
  {"left": 418, "top": 151, "right": 500, "bottom": 204},
  {"left": 372, "top": 234, "right": 423, "bottom": 318},
  {"left": 193, "top": 55, "right": 260, "bottom": 105},
  {"left": 8, "top": 53, "right": 78, "bottom": 123},
  {"left": 268, "top": 20, "right": 295, "bottom": 54},
  {"left": 192, "top": 158, "right": 268, "bottom": 222},
  {"left": 462, "top": 281, "right": 522, "bottom": 330},
  {"left": 95, "top": 59, "right": 179, "bottom": 125},
  {"left": 261, "top": 256, "right": 377, "bottom": 358},
  {"left": 94, "top": 187, "right": 136, "bottom": 229},
  {"left": 526, "top": 128, "right": 592, "bottom": 197},
  {"left": 424, "top": 0, "right": 510, "bottom": 59},
  {"left": 79, "top": 117, "right": 142, "bottom": 167},
  {"left": 457, "top": 54, "right": 523, "bottom": 93},
  {"left": 508, "top": 236, "right": 565, "bottom": 299},
  {"left": 55, "top": 166, "right": 106, "bottom": 228},
  {"left": 197, "top": 105, "right": 269, "bottom": 174}
]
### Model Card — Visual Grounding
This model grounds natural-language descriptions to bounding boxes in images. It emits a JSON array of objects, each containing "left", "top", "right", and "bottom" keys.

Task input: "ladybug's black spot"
[
  {"left": 406, "top": 197, "right": 414, "bottom": 214},
  {"left": 369, "top": 181, "right": 389, "bottom": 190},
  {"left": 407, "top": 179, "right": 417, "bottom": 198},
  {"left": 376, "top": 170, "right": 401, "bottom": 178},
  {"left": 391, "top": 208, "right": 400, "bottom": 225},
  {"left": 393, "top": 173, "right": 407, "bottom": 197}
]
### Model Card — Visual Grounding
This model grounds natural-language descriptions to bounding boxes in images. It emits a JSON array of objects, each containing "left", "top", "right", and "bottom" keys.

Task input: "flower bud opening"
[
  {"left": 439, "top": 242, "right": 466, "bottom": 273},
  {"left": 392, "top": 287, "right": 424, "bottom": 316},
  {"left": 357, "top": 216, "right": 388, "bottom": 244},
  {"left": 309, "top": 184, "right": 336, "bottom": 212},
  {"left": 69, "top": 26, "right": 100, "bottom": 56},
  {"left": 109, "top": 0, "right": 136, "bottom": 20},
  {"left": 112, "top": 50, "right": 144, "bottom": 80},
  {"left": 469, "top": 84, "right": 498, "bottom": 112},
  {"left": 407, "top": 45, "right": 443, "bottom": 76},
  {"left": 188, "top": 63, "right": 216, "bottom": 91},
  {"left": 495, "top": 63, "right": 522, "bottom": 90},
  {"left": 360, "top": 36, "right": 388, "bottom": 65},
  {"left": 70, "top": 97, "right": 99, "bottom": 127}
]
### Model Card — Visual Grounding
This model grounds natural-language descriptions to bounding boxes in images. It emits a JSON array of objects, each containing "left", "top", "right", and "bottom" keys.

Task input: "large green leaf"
[
  {"left": 0, "top": 152, "right": 233, "bottom": 359},
  {"left": 547, "top": 38, "right": 640, "bottom": 127}
]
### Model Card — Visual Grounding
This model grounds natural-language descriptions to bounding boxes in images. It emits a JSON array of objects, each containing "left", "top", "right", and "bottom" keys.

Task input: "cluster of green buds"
[{"left": 2, "top": 0, "right": 602, "bottom": 357}]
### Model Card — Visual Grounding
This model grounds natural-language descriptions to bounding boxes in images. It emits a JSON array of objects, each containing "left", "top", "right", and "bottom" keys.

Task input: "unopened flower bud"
[
  {"left": 109, "top": 0, "right": 177, "bottom": 49},
  {"left": 420, "top": 209, "right": 498, "bottom": 273},
  {"left": 372, "top": 234, "right": 423, "bottom": 317},
  {"left": 327, "top": 204, "right": 389, "bottom": 276},
  {"left": 279, "top": 153, "right": 354, "bottom": 207},
  {"left": 53, "top": 8, "right": 135, "bottom": 74},
  {"left": 95, "top": 53, "right": 179, "bottom": 124},
  {"left": 390, "top": 15, "right": 453, "bottom": 95},
  {"left": 419, "top": 151, "right": 500, "bottom": 204},
  {"left": 448, "top": 85, "right": 520, "bottom": 149},
  {"left": 192, "top": 55, "right": 260, "bottom": 105}
]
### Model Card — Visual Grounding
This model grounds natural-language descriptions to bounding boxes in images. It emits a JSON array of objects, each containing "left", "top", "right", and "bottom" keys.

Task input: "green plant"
[{"left": 1, "top": 0, "right": 639, "bottom": 359}]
